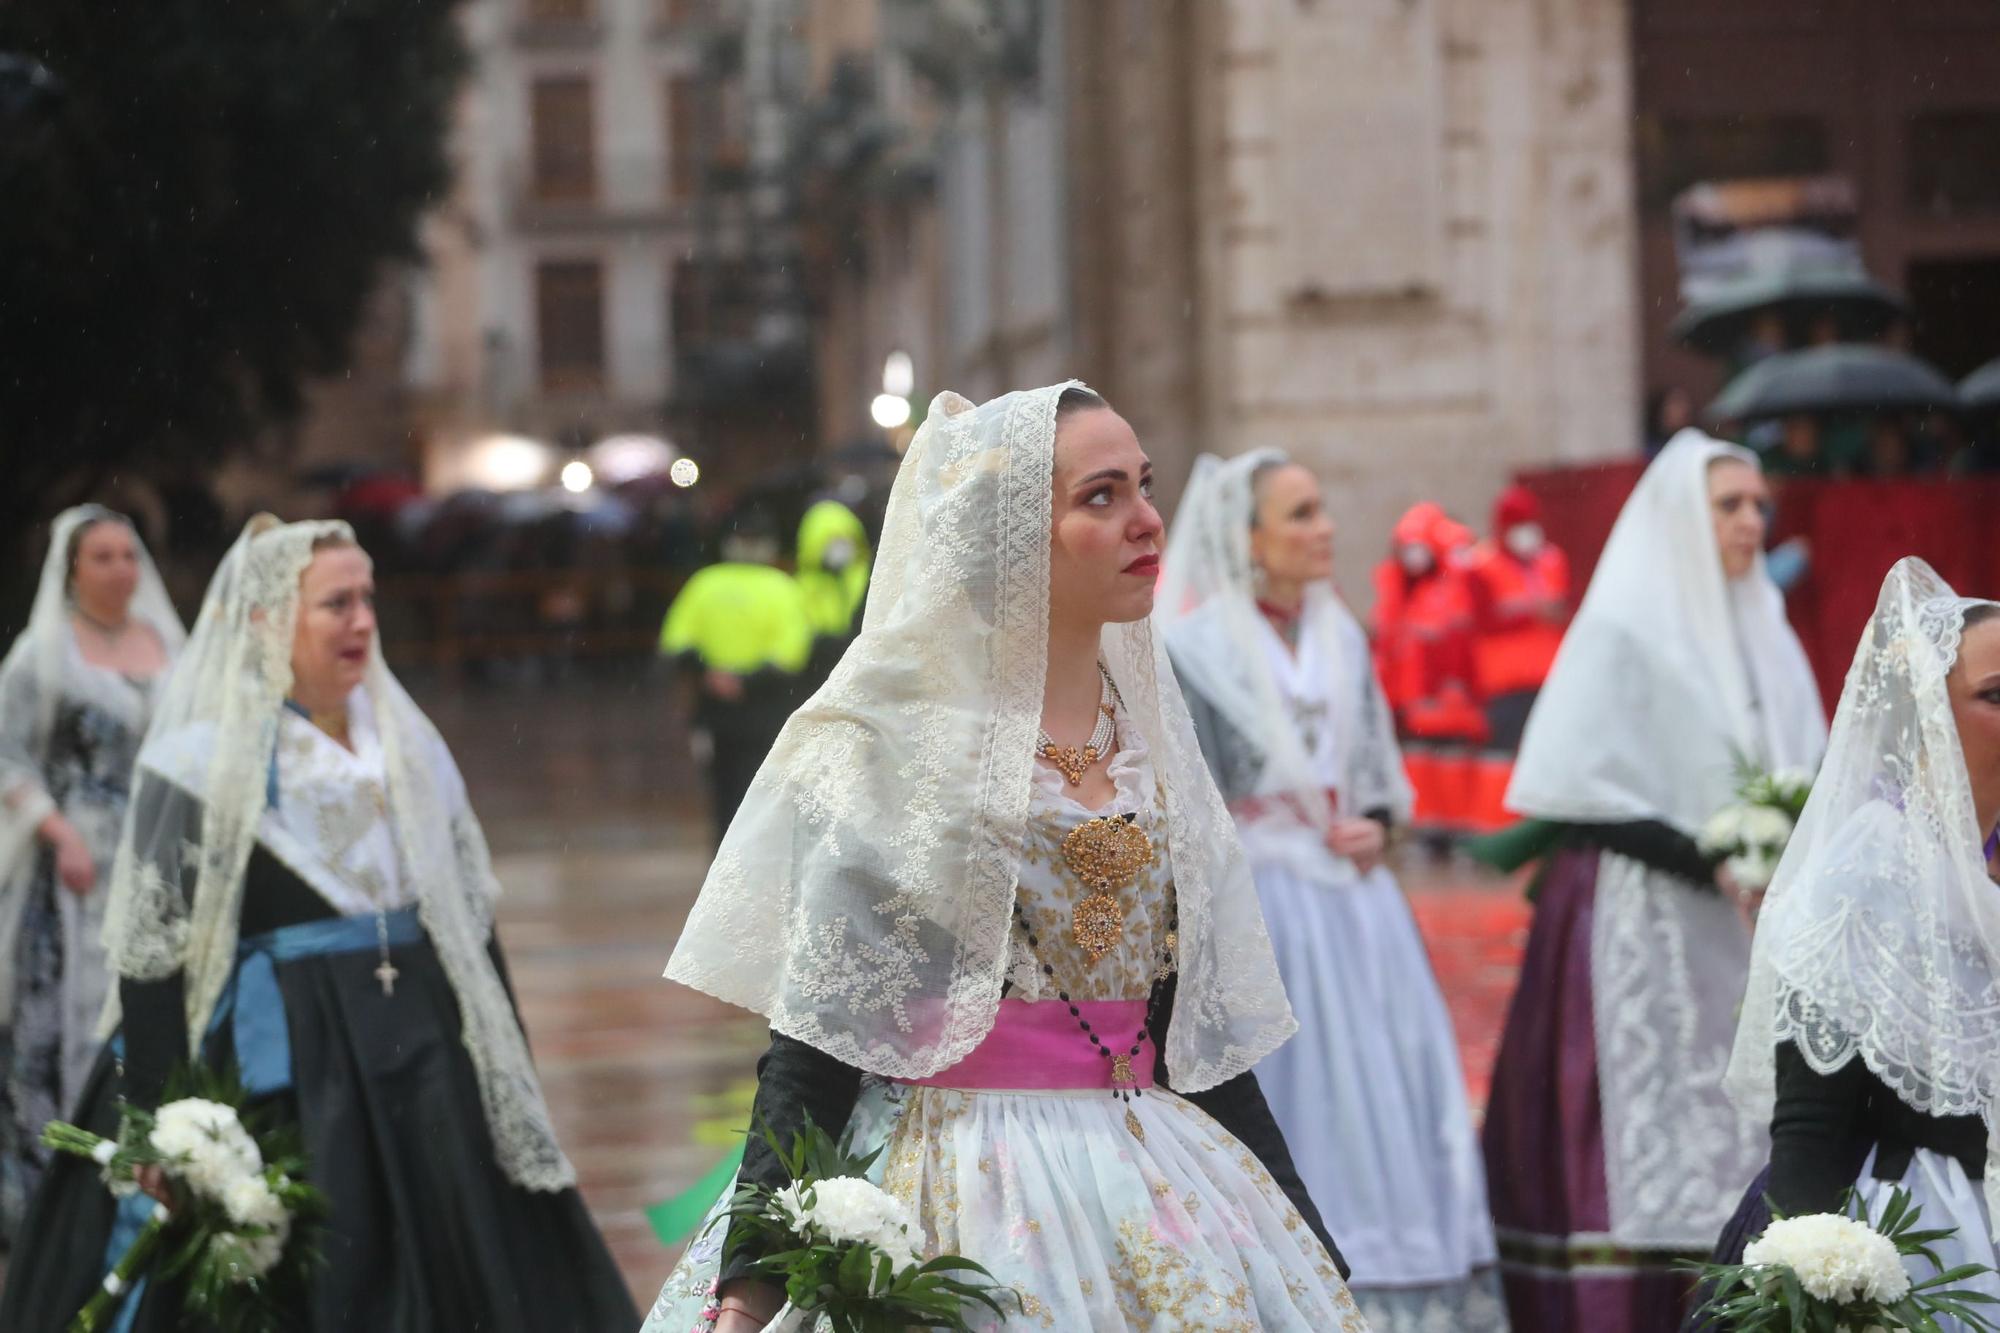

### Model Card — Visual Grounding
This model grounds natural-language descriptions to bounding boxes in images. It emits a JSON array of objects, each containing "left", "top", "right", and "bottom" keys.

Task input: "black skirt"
[{"left": 0, "top": 929, "right": 638, "bottom": 1332}]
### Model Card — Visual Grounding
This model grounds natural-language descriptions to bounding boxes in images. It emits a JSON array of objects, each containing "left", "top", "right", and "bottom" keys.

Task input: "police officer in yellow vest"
[
  {"left": 659, "top": 515, "right": 814, "bottom": 846},
  {"left": 794, "top": 499, "right": 871, "bottom": 686}
]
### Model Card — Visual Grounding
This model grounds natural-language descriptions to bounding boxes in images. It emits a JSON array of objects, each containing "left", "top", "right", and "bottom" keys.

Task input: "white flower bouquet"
[
  {"left": 1699, "top": 763, "right": 1816, "bottom": 893},
  {"left": 1685, "top": 1188, "right": 2000, "bottom": 1331},
  {"left": 41, "top": 1068, "right": 324, "bottom": 1333},
  {"left": 707, "top": 1116, "right": 1018, "bottom": 1333}
]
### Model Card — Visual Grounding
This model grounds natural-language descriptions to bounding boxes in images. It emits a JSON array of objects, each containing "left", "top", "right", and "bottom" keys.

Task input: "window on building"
[
  {"left": 659, "top": 0, "right": 712, "bottom": 27},
  {"left": 667, "top": 76, "right": 700, "bottom": 202},
  {"left": 531, "top": 76, "right": 596, "bottom": 203},
  {"left": 537, "top": 260, "right": 605, "bottom": 392},
  {"left": 524, "top": 0, "right": 593, "bottom": 22},
  {"left": 1636, "top": 114, "right": 1830, "bottom": 213},
  {"left": 665, "top": 75, "right": 747, "bottom": 202},
  {"left": 713, "top": 78, "right": 749, "bottom": 177},
  {"left": 1907, "top": 111, "right": 2000, "bottom": 217}
]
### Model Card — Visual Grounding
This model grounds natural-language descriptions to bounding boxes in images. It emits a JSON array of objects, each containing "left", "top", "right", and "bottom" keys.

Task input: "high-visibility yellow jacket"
[
  {"left": 658, "top": 563, "right": 814, "bottom": 674},
  {"left": 795, "top": 500, "right": 871, "bottom": 638}
]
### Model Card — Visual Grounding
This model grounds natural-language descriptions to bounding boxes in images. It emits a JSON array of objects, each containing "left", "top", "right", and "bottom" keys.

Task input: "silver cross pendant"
[{"left": 375, "top": 959, "right": 400, "bottom": 997}]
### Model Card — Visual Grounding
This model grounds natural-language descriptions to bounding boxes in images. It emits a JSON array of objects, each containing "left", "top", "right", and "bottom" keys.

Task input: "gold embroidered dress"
[{"left": 647, "top": 712, "right": 1367, "bottom": 1332}]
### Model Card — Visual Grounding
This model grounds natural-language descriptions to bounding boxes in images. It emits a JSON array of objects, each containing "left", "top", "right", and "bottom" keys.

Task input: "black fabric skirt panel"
[
  {"left": 0, "top": 933, "right": 637, "bottom": 1332},
  {"left": 0, "top": 1044, "right": 123, "bottom": 1329}
]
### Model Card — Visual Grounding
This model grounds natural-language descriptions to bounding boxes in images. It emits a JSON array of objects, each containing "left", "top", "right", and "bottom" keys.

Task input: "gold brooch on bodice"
[{"left": 1061, "top": 812, "right": 1156, "bottom": 964}]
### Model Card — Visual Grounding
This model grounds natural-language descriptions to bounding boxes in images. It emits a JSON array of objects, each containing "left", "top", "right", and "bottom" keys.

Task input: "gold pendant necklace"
[
  {"left": 1061, "top": 813, "right": 1155, "bottom": 964},
  {"left": 1036, "top": 663, "right": 1122, "bottom": 787}
]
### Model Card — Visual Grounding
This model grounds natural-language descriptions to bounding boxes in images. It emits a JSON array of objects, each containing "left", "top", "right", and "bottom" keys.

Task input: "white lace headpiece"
[
  {"left": 1, "top": 506, "right": 185, "bottom": 757},
  {"left": 1154, "top": 450, "right": 1411, "bottom": 824},
  {"left": 1508, "top": 429, "right": 1827, "bottom": 832},
  {"left": 665, "top": 385, "right": 1297, "bottom": 1090},
  {"left": 99, "top": 516, "right": 574, "bottom": 1191},
  {"left": 0, "top": 506, "right": 184, "bottom": 1025},
  {"left": 1728, "top": 557, "right": 2000, "bottom": 1230}
]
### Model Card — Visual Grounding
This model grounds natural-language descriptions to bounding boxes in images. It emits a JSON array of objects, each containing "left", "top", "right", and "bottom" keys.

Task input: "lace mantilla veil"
[
  {"left": 1728, "top": 558, "right": 2000, "bottom": 1231},
  {"left": 98, "top": 517, "right": 574, "bottom": 1191},
  {"left": 0, "top": 506, "right": 185, "bottom": 1025},
  {"left": 1508, "top": 429, "right": 1826, "bottom": 833},
  {"left": 665, "top": 385, "right": 1297, "bottom": 1089},
  {"left": 1153, "top": 449, "right": 1411, "bottom": 826}
]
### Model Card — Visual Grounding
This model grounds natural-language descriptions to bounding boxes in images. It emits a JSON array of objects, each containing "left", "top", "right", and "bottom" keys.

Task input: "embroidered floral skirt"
[{"left": 645, "top": 1081, "right": 1370, "bottom": 1331}]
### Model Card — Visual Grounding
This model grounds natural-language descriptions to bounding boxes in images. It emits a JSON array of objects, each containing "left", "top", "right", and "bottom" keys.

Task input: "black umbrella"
[
  {"left": 1706, "top": 345, "right": 1961, "bottom": 424},
  {"left": 1961, "top": 357, "right": 2000, "bottom": 414},
  {"left": 1669, "top": 268, "right": 1906, "bottom": 358}
]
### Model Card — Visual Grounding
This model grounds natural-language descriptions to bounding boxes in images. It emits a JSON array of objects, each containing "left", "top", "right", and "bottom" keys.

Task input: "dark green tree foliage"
[{"left": 0, "top": 1, "right": 467, "bottom": 517}]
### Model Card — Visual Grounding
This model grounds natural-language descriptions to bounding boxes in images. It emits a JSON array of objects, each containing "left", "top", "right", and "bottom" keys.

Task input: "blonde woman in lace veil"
[
  {"left": 0, "top": 507, "right": 182, "bottom": 1244},
  {"left": 1480, "top": 431, "right": 1826, "bottom": 1333},
  {"left": 645, "top": 384, "right": 1370, "bottom": 1333},
  {"left": 0, "top": 516, "right": 636, "bottom": 1333},
  {"left": 1691, "top": 559, "right": 2000, "bottom": 1331},
  {"left": 1156, "top": 450, "right": 1508, "bottom": 1333}
]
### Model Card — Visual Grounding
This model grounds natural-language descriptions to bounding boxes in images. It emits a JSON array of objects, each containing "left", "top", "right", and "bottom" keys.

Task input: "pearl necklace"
[{"left": 1036, "top": 664, "right": 1121, "bottom": 786}]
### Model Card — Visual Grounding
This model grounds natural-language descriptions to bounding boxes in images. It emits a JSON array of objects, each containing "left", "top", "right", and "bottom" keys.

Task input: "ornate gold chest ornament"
[{"left": 1062, "top": 813, "right": 1156, "bottom": 964}]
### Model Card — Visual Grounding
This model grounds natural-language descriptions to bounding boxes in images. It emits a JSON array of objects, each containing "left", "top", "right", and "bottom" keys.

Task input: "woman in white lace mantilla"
[
  {"left": 0, "top": 516, "right": 635, "bottom": 1332},
  {"left": 0, "top": 507, "right": 182, "bottom": 1244},
  {"left": 646, "top": 384, "right": 1369, "bottom": 1332},
  {"left": 1480, "top": 431, "right": 1827, "bottom": 1333},
  {"left": 1693, "top": 559, "right": 2000, "bottom": 1331},
  {"left": 1156, "top": 450, "right": 1508, "bottom": 1333}
]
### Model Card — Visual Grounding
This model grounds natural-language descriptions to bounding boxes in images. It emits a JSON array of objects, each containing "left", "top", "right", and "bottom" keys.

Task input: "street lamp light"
[
  {"left": 883, "top": 350, "right": 914, "bottom": 398},
  {"left": 870, "top": 393, "right": 912, "bottom": 430}
]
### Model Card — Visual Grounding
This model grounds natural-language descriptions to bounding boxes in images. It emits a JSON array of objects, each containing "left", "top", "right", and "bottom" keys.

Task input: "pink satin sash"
[{"left": 898, "top": 998, "right": 1155, "bottom": 1091}]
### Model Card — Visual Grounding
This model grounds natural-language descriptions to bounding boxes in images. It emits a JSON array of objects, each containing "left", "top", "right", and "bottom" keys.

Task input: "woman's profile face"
[
  {"left": 1706, "top": 457, "right": 1769, "bottom": 580},
  {"left": 1949, "top": 615, "right": 2000, "bottom": 825},
  {"left": 71, "top": 521, "right": 141, "bottom": 615},
  {"left": 1048, "top": 407, "right": 1163, "bottom": 629},
  {"left": 291, "top": 543, "right": 377, "bottom": 702},
  {"left": 1249, "top": 463, "right": 1335, "bottom": 588}
]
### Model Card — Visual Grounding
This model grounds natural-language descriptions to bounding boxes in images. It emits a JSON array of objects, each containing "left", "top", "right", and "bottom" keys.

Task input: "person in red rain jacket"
[
  {"left": 1372, "top": 504, "right": 1487, "bottom": 843},
  {"left": 1465, "top": 484, "right": 1571, "bottom": 751}
]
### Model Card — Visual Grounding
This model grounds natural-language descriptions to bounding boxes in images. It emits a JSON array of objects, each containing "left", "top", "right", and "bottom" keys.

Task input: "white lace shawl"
[
  {"left": 99, "top": 518, "right": 574, "bottom": 1191},
  {"left": 1728, "top": 558, "right": 2000, "bottom": 1233},
  {"left": 664, "top": 385, "right": 1298, "bottom": 1091},
  {"left": 0, "top": 505, "right": 182, "bottom": 1026},
  {"left": 1508, "top": 429, "right": 1826, "bottom": 833},
  {"left": 262, "top": 696, "right": 410, "bottom": 915},
  {"left": 1155, "top": 450, "right": 1412, "bottom": 831}
]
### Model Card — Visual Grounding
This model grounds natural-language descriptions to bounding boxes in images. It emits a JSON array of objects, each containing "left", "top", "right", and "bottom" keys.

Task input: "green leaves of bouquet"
[
  {"left": 709, "top": 1116, "right": 1020, "bottom": 1332},
  {"left": 1730, "top": 754, "right": 1815, "bottom": 823},
  {"left": 1685, "top": 1187, "right": 2000, "bottom": 1333},
  {"left": 41, "top": 1063, "right": 325, "bottom": 1333}
]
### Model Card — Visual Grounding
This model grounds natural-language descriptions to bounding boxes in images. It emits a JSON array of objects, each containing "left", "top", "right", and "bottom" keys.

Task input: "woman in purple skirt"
[{"left": 1480, "top": 431, "right": 1826, "bottom": 1333}]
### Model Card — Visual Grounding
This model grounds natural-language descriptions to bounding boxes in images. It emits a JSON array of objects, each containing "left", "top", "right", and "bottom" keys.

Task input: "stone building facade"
[{"left": 809, "top": 0, "right": 1641, "bottom": 599}]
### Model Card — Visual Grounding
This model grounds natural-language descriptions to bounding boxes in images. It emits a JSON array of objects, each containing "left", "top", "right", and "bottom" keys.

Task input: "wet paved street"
[{"left": 414, "top": 667, "right": 1534, "bottom": 1310}]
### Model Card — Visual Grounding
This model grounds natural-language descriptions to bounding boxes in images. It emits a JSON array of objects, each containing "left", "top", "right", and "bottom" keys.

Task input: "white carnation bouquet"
[
  {"left": 706, "top": 1116, "right": 1018, "bottom": 1332},
  {"left": 1686, "top": 1188, "right": 1999, "bottom": 1331},
  {"left": 1699, "top": 763, "right": 1816, "bottom": 894},
  {"left": 41, "top": 1068, "right": 324, "bottom": 1333}
]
